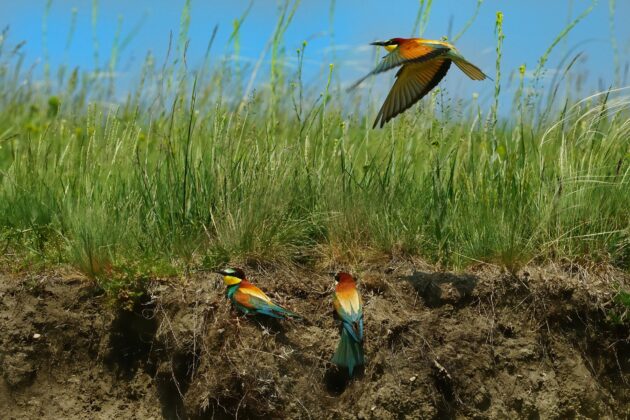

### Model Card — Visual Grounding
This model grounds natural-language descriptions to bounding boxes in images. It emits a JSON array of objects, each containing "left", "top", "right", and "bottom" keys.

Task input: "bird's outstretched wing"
[
  {"left": 347, "top": 43, "right": 450, "bottom": 91},
  {"left": 373, "top": 58, "right": 452, "bottom": 128}
]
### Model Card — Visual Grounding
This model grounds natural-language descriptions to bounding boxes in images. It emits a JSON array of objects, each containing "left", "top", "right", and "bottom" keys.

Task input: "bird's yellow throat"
[
  {"left": 384, "top": 44, "right": 397, "bottom": 52},
  {"left": 223, "top": 275, "right": 242, "bottom": 286}
]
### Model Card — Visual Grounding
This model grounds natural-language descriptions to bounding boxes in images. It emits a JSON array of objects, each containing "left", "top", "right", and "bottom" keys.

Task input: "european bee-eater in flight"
[
  {"left": 349, "top": 37, "right": 489, "bottom": 128},
  {"left": 332, "top": 272, "right": 364, "bottom": 376},
  {"left": 216, "top": 268, "right": 301, "bottom": 320}
]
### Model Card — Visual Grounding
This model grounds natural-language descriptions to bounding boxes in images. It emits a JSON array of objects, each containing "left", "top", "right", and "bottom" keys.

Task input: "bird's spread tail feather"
[
  {"left": 279, "top": 308, "right": 302, "bottom": 320},
  {"left": 346, "top": 74, "right": 370, "bottom": 92},
  {"left": 332, "top": 328, "right": 364, "bottom": 376},
  {"left": 453, "top": 59, "right": 487, "bottom": 80},
  {"left": 263, "top": 304, "right": 302, "bottom": 320}
]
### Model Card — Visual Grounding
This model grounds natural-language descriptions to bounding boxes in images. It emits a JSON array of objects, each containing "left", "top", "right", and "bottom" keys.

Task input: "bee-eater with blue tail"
[
  {"left": 216, "top": 268, "right": 301, "bottom": 320},
  {"left": 348, "top": 37, "right": 489, "bottom": 128},
  {"left": 332, "top": 272, "right": 364, "bottom": 376}
]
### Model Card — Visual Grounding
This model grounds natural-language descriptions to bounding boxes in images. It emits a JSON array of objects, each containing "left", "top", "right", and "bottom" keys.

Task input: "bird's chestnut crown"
[{"left": 334, "top": 272, "right": 355, "bottom": 283}]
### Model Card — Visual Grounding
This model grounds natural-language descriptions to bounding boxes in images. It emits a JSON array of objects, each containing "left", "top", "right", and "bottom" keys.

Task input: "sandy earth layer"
[{"left": 0, "top": 262, "right": 628, "bottom": 419}]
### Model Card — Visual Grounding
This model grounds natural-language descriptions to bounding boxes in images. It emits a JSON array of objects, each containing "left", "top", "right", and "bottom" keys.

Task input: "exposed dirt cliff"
[{"left": 1, "top": 261, "right": 628, "bottom": 419}]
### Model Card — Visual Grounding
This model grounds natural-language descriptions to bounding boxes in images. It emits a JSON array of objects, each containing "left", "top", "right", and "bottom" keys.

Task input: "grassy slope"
[{"left": 0, "top": 5, "right": 628, "bottom": 286}]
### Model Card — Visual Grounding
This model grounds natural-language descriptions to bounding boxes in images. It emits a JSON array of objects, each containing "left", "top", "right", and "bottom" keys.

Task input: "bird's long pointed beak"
[{"left": 370, "top": 41, "right": 389, "bottom": 47}]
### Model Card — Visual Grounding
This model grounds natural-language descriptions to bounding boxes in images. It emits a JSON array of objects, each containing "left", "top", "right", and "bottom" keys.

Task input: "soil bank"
[{"left": 1, "top": 262, "right": 629, "bottom": 419}]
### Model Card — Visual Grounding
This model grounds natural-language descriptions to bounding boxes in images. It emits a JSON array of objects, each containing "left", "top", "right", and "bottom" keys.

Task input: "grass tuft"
[{"left": 0, "top": 3, "right": 628, "bottom": 285}]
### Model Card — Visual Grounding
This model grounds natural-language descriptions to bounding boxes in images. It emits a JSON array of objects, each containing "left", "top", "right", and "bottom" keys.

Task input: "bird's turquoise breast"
[
  {"left": 226, "top": 284, "right": 240, "bottom": 300},
  {"left": 225, "top": 284, "right": 253, "bottom": 314}
]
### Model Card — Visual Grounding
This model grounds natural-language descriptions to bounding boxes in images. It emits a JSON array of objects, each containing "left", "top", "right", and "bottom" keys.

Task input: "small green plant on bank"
[{"left": 607, "top": 288, "right": 630, "bottom": 325}]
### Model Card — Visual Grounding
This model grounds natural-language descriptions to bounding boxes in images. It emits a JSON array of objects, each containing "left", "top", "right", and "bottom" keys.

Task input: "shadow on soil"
[
  {"left": 104, "top": 294, "right": 200, "bottom": 419},
  {"left": 403, "top": 271, "right": 479, "bottom": 307}
]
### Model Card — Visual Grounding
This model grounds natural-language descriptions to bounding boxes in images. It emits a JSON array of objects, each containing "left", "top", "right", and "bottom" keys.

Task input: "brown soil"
[{"left": 1, "top": 261, "right": 629, "bottom": 419}]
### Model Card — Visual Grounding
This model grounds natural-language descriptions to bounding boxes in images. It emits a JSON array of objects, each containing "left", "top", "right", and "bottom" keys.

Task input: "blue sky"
[{"left": 1, "top": 0, "right": 629, "bottom": 103}]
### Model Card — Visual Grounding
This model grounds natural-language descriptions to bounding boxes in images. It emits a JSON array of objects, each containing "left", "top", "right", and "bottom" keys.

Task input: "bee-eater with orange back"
[
  {"left": 349, "top": 37, "right": 489, "bottom": 128},
  {"left": 331, "top": 272, "right": 364, "bottom": 376},
  {"left": 216, "top": 268, "right": 301, "bottom": 320}
]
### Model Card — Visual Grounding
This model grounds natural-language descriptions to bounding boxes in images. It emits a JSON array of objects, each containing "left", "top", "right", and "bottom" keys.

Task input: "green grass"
[{"left": 0, "top": 3, "right": 628, "bottom": 284}]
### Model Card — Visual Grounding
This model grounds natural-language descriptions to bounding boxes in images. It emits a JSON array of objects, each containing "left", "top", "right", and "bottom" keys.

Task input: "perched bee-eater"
[
  {"left": 349, "top": 37, "right": 489, "bottom": 128},
  {"left": 216, "top": 268, "right": 301, "bottom": 319},
  {"left": 332, "top": 272, "right": 364, "bottom": 376}
]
